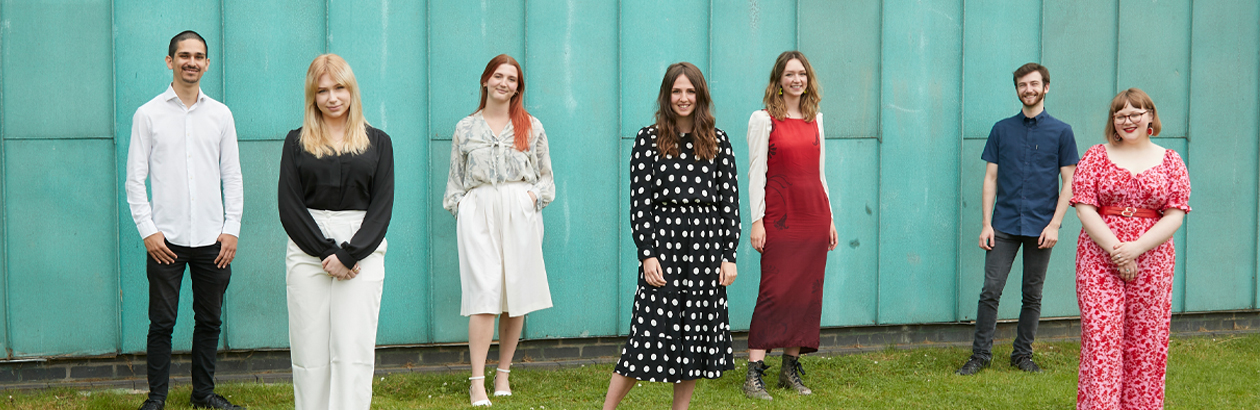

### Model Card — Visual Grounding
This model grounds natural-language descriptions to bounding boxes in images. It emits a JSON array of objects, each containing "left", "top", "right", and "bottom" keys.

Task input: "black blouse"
[{"left": 278, "top": 126, "right": 394, "bottom": 268}]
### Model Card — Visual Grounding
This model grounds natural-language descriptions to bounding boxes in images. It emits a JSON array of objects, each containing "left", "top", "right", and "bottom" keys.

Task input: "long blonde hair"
[
  {"left": 301, "top": 54, "right": 370, "bottom": 158},
  {"left": 763, "top": 51, "right": 821, "bottom": 122}
]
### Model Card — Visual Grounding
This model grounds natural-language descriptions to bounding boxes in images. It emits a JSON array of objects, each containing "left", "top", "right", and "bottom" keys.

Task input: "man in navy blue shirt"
[{"left": 958, "top": 63, "right": 1078, "bottom": 376}]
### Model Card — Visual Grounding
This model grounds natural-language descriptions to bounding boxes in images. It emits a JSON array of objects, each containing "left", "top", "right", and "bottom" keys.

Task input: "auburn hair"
[
  {"left": 475, "top": 54, "right": 533, "bottom": 151},
  {"left": 1105, "top": 88, "right": 1162, "bottom": 142},
  {"left": 654, "top": 62, "right": 717, "bottom": 160},
  {"left": 301, "top": 54, "right": 370, "bottom": 158},
  {"left": 763, "top": 51, "right": 821, "bottom": 122}
]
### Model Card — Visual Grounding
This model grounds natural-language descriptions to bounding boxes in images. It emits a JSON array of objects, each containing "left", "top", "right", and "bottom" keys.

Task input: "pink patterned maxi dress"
[{"left": 1070, "top": 144, "right": 1191, "bottom": 410}]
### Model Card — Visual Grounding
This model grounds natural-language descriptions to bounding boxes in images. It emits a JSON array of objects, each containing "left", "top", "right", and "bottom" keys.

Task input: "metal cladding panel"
[
  {"left": 223, "top": 0, "right": 326, "bottom": 141},
  {"left": 429, "top": 141, "right": 464, "bottom": 343},
  {"left": 1042, "top": 0, "right": 1118, "bottom": 155},
  {"left": 222, "top": 141, "right": 289, "bottom": 349},
  {"left": 0, "top": 0, "right": 112, "bottom": 139},
  {"left": 711, "top": 0, "right": 797, "bottom": 331},
  {"left": 5, "top": 140, "right": 118, "bottom": 356},
  {"left": 522, "top": 0, "right": 621, "bottom": 338},
  {"left": 1117, "top": 0, "right": 1191, "bottom": 138},
  {"left": 960, "top": 0, "right": 1041, "bottom": 140},
  {"left": 112, "top": 0, "right": 224, "bottom": 354},
  {"left": 821, "top": 140, "right": 880, "bottom": 326},
  {"left": 1186, "top": 0, "right": 1259, "bottom": 312},
  {"left": 329, "top": 0, "right": 431, "bottom": 345},
  {"left": 799, "top": 0, "right": 882, "bottom": 139},
  {"left": 427, "top": 0, "right": 525, "bottom": 343},
  {"left": 617, "top": 0, "right": 710, "bottom": 139},
  {"left": 618, "top": 138, "right": 636, "bottom": 335},
  {"left": 1160, "top": 139, "right": 1190, "bottom": 313},
  {"left": 877, "top": 0, "right": 964, "bottom": 324}
]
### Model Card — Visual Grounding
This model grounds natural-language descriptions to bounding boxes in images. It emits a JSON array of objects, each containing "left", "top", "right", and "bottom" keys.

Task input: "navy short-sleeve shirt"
[{"left": 980, "top": 110, "right": 1079, "bottom": 237}]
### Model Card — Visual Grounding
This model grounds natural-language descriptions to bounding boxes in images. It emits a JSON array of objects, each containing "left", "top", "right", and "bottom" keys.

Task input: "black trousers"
[
  {"left": 970, "top": 229, "right": 1052, "bottom": 362},
  {"left": 147, "top": 240, "right": 231, "bottom": 402}
]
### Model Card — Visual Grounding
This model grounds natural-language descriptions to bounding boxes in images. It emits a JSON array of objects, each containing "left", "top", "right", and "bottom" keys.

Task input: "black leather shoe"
[
  {"left": 955, "top": 356, "right": 990, "bottom": 376},
  {"left": 137, "top": 399, "right": 164, "bottom": 410},
  {"left": 1011, "top": 355, "right": 1043, "bottom": 373},
  {"left": 190, "top": 393, "right": 245, "bottom": 409}
]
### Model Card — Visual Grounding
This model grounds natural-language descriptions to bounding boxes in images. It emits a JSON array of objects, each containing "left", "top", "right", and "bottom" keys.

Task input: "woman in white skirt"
[
  {"left": 278, "top": 54, "right": 394, "bottom": 410},
  {"left": 443, "top": 53, "right": 555, "bottom": 407}
]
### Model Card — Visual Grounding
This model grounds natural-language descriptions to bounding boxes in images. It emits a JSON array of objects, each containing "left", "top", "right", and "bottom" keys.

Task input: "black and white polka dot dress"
[{"left": 614, "top": 126, "right": 740, "bottom": 382}]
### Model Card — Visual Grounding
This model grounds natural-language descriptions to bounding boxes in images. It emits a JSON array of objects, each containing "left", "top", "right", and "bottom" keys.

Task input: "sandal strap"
[
  {"left": 496, "top": 368, "right": 511, "bottom": 373},
  {"left": 469, "top": 376, "right": 486, "bottom": 380}
]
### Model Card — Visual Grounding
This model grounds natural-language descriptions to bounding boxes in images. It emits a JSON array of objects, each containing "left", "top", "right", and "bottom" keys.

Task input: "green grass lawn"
[{"left": 8, "top": 334, "right": 1258, "bottom": 409}]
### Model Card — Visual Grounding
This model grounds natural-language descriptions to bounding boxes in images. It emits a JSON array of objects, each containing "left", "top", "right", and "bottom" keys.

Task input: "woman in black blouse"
[
  {"left": 602, "top": 62, "right": 740, "bottom": 410},
  {"left": 278, "top": 54, "right": 394, "bottom": 410}
]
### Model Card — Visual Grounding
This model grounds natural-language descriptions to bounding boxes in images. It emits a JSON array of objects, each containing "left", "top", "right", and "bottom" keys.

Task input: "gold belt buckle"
[{"left": 1121, "top": 207, "right": 1136, "bottom": 217}]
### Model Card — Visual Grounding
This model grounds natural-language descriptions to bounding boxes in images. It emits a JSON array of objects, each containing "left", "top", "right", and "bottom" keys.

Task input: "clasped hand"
[
  {"left": 642, "top": 257, "right": 737, "bottom": 288},
  {"left": 1110, "top": 242, "right": 1141, "bottom": 282},
  {"left": 322, "top": 255, "right": 361, "bottom": 280}
]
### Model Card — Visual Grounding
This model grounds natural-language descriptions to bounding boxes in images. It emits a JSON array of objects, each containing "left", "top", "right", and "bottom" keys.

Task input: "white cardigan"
[{"left": 745, "top": 110, "right": 833, "bottom": 223}]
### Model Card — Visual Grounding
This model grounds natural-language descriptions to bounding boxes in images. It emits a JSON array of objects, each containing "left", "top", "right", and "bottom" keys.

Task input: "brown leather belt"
[{"left": 1098, "top": 206, "right": 1162, "bottom": 218}]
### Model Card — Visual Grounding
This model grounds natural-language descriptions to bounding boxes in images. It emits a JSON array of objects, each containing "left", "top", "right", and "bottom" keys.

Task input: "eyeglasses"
[{"left": 1113, "top": 111, "right": 1147, "bottom": 124}]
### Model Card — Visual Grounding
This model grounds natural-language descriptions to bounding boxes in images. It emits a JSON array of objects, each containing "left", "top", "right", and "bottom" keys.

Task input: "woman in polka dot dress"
[
  {"left": 602, "top": 62, "right": 740, "bottom": 410},
  {"left": 1071, "top": 88, "right": 1190, "bottom": 410}
]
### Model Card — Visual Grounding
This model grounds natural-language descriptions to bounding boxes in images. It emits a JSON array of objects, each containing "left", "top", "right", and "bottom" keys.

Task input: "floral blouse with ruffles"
[{"left": 443, "top": 112, "right": 555, "bottom": 216}]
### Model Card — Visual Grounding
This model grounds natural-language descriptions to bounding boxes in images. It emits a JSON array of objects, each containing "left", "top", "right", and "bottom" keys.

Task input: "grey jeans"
[{"left": 970, "top": 229, "right": 1052, "bottom": 361}]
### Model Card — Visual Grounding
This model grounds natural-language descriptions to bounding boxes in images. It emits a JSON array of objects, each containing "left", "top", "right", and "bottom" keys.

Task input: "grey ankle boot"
[
  {"left": 742, "top": 360, "right": 773, "bottom": 400},
  {"left": 778, "top": 354, "right": 811, "bottom": 395}
]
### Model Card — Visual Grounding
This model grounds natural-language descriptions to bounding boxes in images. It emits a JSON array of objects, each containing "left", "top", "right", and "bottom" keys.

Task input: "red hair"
[{"left": 475, "top": 54, "right": 533, "bottom": 151}]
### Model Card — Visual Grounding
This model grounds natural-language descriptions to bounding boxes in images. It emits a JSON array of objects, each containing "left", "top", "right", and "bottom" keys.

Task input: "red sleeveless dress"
[{"left": 747, "top": 115, "right": 831, "bottom": 353}]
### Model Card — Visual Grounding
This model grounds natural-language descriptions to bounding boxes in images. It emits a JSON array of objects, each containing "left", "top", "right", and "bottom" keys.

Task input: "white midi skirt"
[{"left": 457, "top": 181, "right": 552, "bottom": 317}]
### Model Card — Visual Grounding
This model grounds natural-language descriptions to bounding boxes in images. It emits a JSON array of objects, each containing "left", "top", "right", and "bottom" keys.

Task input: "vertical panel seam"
[
  {"left": 1184, "top": 0, "right": 1193, "bottom": 313},
  {"left": 1254, "top": 0, "right": 1260, "bottom": 310},
  {"left": 0, "top": 0, "right": 10, "bottom": 357},
  {"left": 1113, "top": 0, "right": 1120, "bottom": 94},
  {"left": 111, "top": 0, "right": 122, "bottom": 355},
  {"left": 424, "top": 0, "right": 433, "bottom": 343},
  {"left": 874, "top": 0, "right": 883, "bottom": 324},
  {"left": 954, "top": 0, "right": 964, "bottom": 320},
  {"left": 615, "top": 0, "right": 623, "bottom": 334}
]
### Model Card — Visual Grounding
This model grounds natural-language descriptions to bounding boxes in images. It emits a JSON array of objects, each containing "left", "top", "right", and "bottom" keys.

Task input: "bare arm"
[
  {"left": 1038, "top": 165, "right": 1076, "bottom": 249},
  {"left": 979, "top": 162, "right": 998, "bottom": 250}
]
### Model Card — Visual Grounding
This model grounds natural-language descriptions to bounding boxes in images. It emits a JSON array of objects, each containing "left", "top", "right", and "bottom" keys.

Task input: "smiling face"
[
  {"left": 779, "top": 58, "right": 808, "bottom": 98},
  {"left": 670, "top": 74, "right": 697, "bottom": 118},
  {"left": 484, "top": 63, "right": 519, "bottom": 104},
  {"left": 315, "top": 73, "right": 351, "bottom": 120},
  {"left": 1111, "top": 102, "right": 1149, "bottom": 142},
  {"left": 1015, "top": 70, "right": 1047, "bottom": 108},
  {"left": 165, "top": 39, "right": 208, "bottom": 86}
]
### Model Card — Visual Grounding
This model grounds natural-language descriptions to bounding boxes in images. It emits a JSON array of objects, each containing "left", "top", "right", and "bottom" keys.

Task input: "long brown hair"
[
  {"left": 1105, "top": 88, "right": 1162, "bottom": 142},
  {"left": 763, "top": 51, "right": 821, "bottom": 122},
  {"left": 301, "top": 54, "right": 370, "bottom": 158},
  {"left": 475, "top": 54, "right": 533, "bottom": 151},
  {"left": 654, "top": 62, "right": 717, "bottom": 160}
]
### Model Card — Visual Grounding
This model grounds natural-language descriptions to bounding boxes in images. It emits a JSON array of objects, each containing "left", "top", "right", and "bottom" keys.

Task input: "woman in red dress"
[
  {"left": 1071, "top": 88, "right": 1190, "bottom": 410},
  {"left": 742, "top": 51, "right": 838, "bottom": 400}
]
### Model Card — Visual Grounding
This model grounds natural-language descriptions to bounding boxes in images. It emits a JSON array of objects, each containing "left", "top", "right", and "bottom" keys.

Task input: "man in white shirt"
[{"left": 125, "top": 30, "right": 245, "bottom": 410}]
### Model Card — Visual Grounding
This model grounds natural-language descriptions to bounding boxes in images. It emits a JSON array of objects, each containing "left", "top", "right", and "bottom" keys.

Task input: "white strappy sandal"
[
  {"left": 468, "top": 376, "right": 491, "bottom": 407},
  {"left": 493, "top": 368, "right": 512, "bottom": 397}
]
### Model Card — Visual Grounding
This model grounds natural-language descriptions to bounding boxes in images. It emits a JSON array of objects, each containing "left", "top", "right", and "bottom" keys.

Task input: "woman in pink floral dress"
[{"left": 1070, "top": 88, "right": 1190, "bottom": 410}]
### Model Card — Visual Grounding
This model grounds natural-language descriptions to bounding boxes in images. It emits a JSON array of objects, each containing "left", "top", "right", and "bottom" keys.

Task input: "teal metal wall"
[{"left": 0, "top": 0, "right": 1256, "bottom": 358}]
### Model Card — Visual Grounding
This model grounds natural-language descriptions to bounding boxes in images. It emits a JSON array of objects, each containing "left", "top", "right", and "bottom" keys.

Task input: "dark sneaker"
[
  {"left": 190, "top": 393, "right": 245, "bottom": 409},
  {"left": 955, "top": 356, "right": 990, "bottom": 376},
  {"left": 778, "top": 354, "right": 812, "bottom": 395},
  {"left": 742, "top": 360, "right": 773, "bottom": 400},
  {"left": 137, "top": 399, "right": 165, "bottom": 410},
  {"left": 1011, "top": 355, "right": 1043, "bottom": 373}
]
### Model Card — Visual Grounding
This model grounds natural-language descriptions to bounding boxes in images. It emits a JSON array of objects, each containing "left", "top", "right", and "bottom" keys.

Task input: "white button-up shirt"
[{"left": 126, "top": 85, "right": 243, "bottom": 247}]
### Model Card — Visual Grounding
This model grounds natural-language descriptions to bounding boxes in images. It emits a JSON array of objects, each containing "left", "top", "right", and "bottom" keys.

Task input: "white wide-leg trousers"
[
  {"left": 286, "top": 209, "right": 386, "bottom": 410},
  {"left": 458, "top": 182, "right": 552, "bottom": 317}
]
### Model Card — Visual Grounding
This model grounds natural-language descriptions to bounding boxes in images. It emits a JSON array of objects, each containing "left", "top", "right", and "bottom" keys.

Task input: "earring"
[
  {"left": 1147, "top": 124, "right": 1153, "bottom": 135},
  {"left": 803, "top": 89, "right": 807, "bottom": 95},
  {"left": 778, "top": 87, "right": 783, "bottom": 96}
]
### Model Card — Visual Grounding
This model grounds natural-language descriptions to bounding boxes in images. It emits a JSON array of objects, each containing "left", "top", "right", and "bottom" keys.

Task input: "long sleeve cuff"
[
  {"left": 221, "top": 220, "right": 241, "bottom": 238},
  {"left": 333, "top": 247, "right": 358, "bottom": 269},
  {"left": 136, "top": 220, "right": 159, "bottom": 240}
]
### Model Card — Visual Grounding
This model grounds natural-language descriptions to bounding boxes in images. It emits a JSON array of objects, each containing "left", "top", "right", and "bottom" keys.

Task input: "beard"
[{"left": 1021, "top": 90, "right": 1044, "bottom": 108}]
